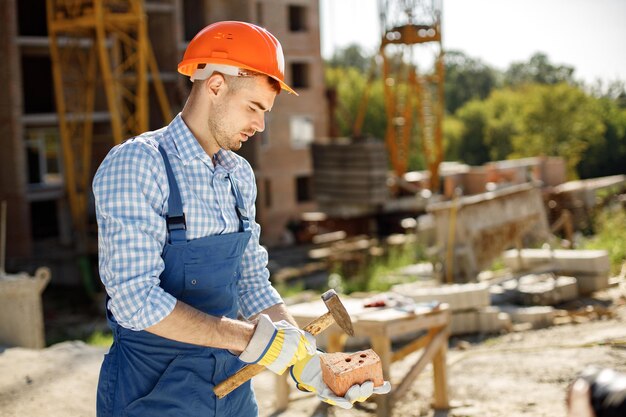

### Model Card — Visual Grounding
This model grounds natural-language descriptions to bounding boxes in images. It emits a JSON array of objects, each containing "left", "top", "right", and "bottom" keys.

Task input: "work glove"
[
  {"left": 290, "top": 351, "right": 392, "bottom": 409},
  {"left": 239, "top": 314, "right": 316, "bottom": 375}
]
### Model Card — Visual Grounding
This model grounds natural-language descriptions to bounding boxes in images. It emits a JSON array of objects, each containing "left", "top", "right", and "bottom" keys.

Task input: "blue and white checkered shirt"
[{"left": 93, "top": 113, "right": 283, "bottom": 331}]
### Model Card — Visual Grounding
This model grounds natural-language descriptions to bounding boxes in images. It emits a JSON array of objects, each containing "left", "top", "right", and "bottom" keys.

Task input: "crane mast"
[
  {"left": 46, "top": 0, "right": 171, "bottom": 247},
  {"left": 377, "top": 0, "right": 445, "bottom": 191}
]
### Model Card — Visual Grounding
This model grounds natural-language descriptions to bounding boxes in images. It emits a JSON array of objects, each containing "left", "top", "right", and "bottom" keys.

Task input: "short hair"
[{"left": 192, "top": 70, "right": 281, "bottom": 95}]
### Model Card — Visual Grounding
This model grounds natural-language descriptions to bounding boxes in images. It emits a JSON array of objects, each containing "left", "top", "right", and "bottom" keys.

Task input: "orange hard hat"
[{"left": 178, "top": 21, "right": 297, "bottom": 95}]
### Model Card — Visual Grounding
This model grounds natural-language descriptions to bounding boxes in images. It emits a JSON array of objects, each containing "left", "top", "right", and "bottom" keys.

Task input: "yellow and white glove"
[
  {"left": 290, "top": 351, "right": 392, "bottom": 409},
  {"left": 239, "top": 314, "right": 316, "bottom": 375}
]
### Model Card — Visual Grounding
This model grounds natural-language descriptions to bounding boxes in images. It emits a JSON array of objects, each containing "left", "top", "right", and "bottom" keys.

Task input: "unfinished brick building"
[{"left": 0, "top": 0, "right": 327, "bottom": 278}]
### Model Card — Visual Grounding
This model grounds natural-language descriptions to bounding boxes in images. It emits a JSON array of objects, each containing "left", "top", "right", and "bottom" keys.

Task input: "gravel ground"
[{"left": 1, "top": 286, "right": 624, "bottom": 417}]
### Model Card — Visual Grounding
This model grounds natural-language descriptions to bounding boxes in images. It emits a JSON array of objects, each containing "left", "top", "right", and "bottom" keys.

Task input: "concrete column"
[{"left": 0, "top": 0, "right": 32, "bottom": 258}]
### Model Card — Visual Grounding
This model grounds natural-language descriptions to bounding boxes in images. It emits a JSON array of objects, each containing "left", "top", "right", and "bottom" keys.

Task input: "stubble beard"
[{"left": 207, "top": 102, "right": 242, "bottom": 152}]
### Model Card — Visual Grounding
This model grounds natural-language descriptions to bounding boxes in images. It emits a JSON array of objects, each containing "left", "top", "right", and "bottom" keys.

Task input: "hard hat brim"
[{"left": 178, "top": 57, "right": 298, "bottom": 96}]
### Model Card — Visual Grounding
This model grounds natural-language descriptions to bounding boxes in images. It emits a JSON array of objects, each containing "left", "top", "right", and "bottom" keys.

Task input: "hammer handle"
[{"left": 214, "top": 311, "right": 335, "bottom": 398}]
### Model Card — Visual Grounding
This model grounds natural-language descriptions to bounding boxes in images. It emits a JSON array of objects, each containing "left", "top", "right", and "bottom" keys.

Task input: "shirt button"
[{"left": 191, "top": 279, "right": 197, "bottom": 285}]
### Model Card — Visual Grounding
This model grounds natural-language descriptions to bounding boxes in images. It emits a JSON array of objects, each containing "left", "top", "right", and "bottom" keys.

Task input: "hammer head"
[{"left": 321, "top": 289, "right": 355, "bottom": 336}]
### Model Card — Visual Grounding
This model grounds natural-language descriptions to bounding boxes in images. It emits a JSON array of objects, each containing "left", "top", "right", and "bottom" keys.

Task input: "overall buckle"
[{"left": 166, "top": 214, "right": 186, "bottom": 231}]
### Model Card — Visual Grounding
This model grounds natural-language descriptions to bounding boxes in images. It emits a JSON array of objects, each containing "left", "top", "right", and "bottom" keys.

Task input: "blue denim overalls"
[{"left": 96, "top": 145, "right": 257, "bottom": 416}]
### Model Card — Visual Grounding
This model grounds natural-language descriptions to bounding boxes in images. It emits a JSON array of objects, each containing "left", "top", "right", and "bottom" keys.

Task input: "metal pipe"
[{"left": 0, "top": 201, "right": 6, "bottom": 277}]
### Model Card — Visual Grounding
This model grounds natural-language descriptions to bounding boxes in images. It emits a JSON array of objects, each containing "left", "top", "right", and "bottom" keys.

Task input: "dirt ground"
[{"left": 0, "top": 285, "right": 624, "bottom": 417}]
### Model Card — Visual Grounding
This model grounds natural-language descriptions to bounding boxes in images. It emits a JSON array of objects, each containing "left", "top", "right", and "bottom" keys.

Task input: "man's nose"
[{"left": 252, "top": 113, "right": 265, "bottom": 133}]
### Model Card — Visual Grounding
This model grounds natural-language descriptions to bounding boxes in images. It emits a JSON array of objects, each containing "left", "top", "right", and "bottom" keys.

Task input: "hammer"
[{"left": 214, "top": 289, "right": 354, "bottom": 398}]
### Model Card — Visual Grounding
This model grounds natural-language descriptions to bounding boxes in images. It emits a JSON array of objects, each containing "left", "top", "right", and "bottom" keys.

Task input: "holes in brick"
[
  {"left": 360, "top": 354, "right": 367, "bottom": 358},
  {"left": 345, "top": 358, "right": 351, "bottom": 362}
]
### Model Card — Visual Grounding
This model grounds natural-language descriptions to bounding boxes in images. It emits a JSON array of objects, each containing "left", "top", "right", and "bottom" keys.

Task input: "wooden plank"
[
  {"left": 314, "top": 177, "right": 387, "bottom": 187},
  {"left": 313, "top": 187, "right": 388, "bottom": 195},
  {"left": 327, "top": 332, "right": 348, "bottom": 353},
  {"left": 391, "top": 326, "right": 447, "bottom": 403},
  {"left": 271, "top": 261, "right": 327, "bottom": 283},
  {"left": 357, "top": 309, "right": 450, "bottom": 338},
  {"left": 275, "top": 373, "right": 290, "bottom": 411},
  {"left": 312, "top": 231, "right": 347, "bottom": 245},
  {"left": 314, "top": 193, "right": 388, "bottom": 202},
  {"left": 370, "top": 335, "right": 393, "bottom": 417},
  {"left": 314, "top": 168, "right": 388, "bottom": 177},
  {"left": 391, "top": 328, "right": 435, "bottom": 362},
  {"left": 432, "top": 326, "right": 449, "bottom": 409},
  {"left": 313, "top": 186, "right": 388, "bottom": 195}
]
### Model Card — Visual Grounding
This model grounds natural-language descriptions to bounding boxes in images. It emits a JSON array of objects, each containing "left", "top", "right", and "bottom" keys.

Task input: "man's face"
[{"left": 208, "top": 76, "right": 277, "bottom": 152}]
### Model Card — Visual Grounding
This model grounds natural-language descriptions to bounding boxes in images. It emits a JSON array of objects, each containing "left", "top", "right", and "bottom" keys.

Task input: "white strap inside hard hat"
[{"left": 191, "top": 64, "right": 240, "bottom": 81}]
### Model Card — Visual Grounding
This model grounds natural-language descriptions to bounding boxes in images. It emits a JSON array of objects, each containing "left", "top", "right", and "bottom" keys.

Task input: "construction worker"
[{"left": 93, "top": 21, "right": 390, "bottom": 416}]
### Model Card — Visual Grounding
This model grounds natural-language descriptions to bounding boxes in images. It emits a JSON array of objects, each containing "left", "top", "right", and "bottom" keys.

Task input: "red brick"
[{"left": 319, "top": 349, "right": 384, "bottom": 397}]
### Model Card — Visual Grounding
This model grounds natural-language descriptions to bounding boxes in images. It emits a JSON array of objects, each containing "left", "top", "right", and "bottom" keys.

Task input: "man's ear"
[{"left": 206, "top": 73, "right": 226, "bottom": 97}]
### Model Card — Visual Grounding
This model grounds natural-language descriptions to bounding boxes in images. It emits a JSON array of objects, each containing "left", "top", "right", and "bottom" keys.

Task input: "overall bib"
[{"left": 96, "top": 145, "right": 257, "bottom": 416}]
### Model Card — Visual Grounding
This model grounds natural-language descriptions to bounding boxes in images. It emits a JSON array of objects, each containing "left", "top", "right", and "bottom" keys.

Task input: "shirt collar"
[
  {"left": 165, "top": 113, "right": 240, "bottom": 173},
  {"left": 213, "top": 149, "right": 239, "bottom": 172}
]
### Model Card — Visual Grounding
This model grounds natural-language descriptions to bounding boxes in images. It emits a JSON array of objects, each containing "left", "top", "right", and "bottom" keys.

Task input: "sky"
[{"left": 320, "top": 0, "right": 626, "bottom": 85}]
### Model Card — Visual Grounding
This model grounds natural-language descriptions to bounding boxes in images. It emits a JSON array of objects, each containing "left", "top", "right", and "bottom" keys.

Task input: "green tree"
[
  {"left": 444, "top": 50, "right": 499, "bottom": 114},
  {"left": 576, "top": 98, "right": 626, "bottom": 178},
  {"left": 504, "top": 52, "right": 576, "bottom": 87},
  {"left": 325, "top": 66, "right": 386, "bottom": 140},
  {"left": 509, "top": 83, "right": 605, "bottom": 177},
  {"left": 482, "top": 89, "right": 523, "bottom": 161},
  {"left": 443, "top": 116, "right": 465, "bottom": 161},
  {"left": 454, "top": 100, "right": 491, "bottom": 165},
  {"left": 327, "top": 43, "right": 372, "bottom": 72},
  {"left": 446, "top": 83, "right": 608, "bottom": 177}
]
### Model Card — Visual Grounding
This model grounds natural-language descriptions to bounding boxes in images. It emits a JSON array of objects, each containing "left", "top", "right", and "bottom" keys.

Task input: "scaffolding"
[{"left": 46, "top": 0, "right": 171, "bottom": 245}]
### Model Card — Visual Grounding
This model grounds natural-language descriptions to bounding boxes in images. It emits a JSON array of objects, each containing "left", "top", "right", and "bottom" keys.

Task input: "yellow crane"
[
  {"left": 46, "top": 0, "right": 171, "bottom": 246},
  {"left": 354, "top": 0, "right": 445, "bottom": 192}
]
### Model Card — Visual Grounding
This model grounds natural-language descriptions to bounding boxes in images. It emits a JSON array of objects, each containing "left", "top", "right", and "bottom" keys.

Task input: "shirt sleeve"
[
  {"left": 236, "top": 159, "right": 284, "bottom": 318},
  {"left": 92, "top": 140, "right": 177, "bottom": 330}
]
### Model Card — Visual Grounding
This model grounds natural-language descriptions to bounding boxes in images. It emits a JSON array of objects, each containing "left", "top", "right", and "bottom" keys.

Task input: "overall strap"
[
  {"left": 226, "top": 174, "right": 251, "bottom": 233},
  {"left": 158, "top": 145, "right": 187, "bottom": 244}
]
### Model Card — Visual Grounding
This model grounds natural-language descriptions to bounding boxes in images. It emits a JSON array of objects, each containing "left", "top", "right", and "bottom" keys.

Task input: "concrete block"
[
  {"left": 576, "top": 273, "right": 610, "bottom": 295},
  {"left": 516, "top": 274, "right": 578, "bottom": 306},
  {"left": 451, "top": 307, "right": 511, "bottom": 335},
  {"left": 391, "top": 282, "right": 490, "bottom": 312},
  {"left": 555, "top": 276, "right": 579, "bottom": 302},
  {"left": 450, "top": 311, "right": 479, "bottom": 335},
  {"left": 503, "top": 249, "right": 610, "bottom": 274},
  {"left": 489, "top": 282, "right": 518, "bottom": 304},
  {"left": 500, "top": 305, "right": 555, "bottom": 329},
  {"left": 477, "top": 307, "right": 512, "bottom": 333},
  {"left": 320, "top": 349, "right": 384, "bottom": 397}
]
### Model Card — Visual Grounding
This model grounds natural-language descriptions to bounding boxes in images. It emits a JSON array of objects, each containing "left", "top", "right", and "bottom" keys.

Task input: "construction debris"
[
  {"left": 382, "top": 258, "right": 623, "bottom": 336},
  {"left": 389, "top": 281, "right": 512, "bottom": 335},
  {"left": 500, "top": 305, "right": 556, "bottom": 329},
  {"left": 503, "top": 248, "right": 610, "bottom": 274},
  {"left": 548, "top": 174, "right": 626, "bottom": 231},
  {"left": 503, "top": 248, "right": 611, "bottom": 295},
  {"left": 447, "top": 307, "right": 512, "bottom": 335},
  {"left": 427, "top": 183, "right": 550, "bottom": 282},
  {"left": 515, "top": 274, "right": 578, "bottom": 306},
  {"left": 391, "top": 282, "right": 490, "bottom": 312}
]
